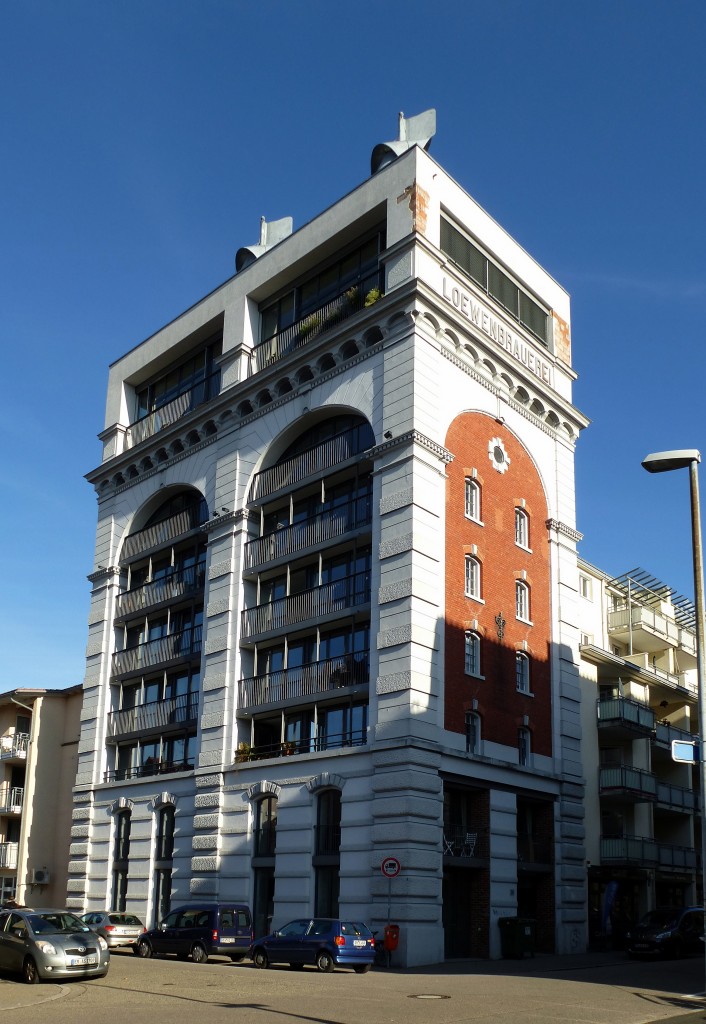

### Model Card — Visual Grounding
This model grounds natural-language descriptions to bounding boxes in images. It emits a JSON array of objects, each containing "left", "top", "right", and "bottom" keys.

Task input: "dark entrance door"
[{"left": 442, "top": 867, "right": 474, "bottom": 958}]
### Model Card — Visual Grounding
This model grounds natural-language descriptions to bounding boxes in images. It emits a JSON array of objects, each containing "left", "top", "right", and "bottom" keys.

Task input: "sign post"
[{"left": 380, "top": 857, "right": 401, "bottom": 967}]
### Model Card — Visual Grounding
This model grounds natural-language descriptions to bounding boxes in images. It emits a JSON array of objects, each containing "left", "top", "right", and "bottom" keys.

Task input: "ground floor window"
[
  {"left": 0, "top": 876, "right": 16, "bottom": 903},
  {"left": 253, "top": 867, "right": 275, "bottom": 939},
  {"left": 314, "top": 865, "right": 339, "bottom": 917},
  {"left": 153, "top": 868, "right": 172, "bottom": 925},
  {"left": 112, "top": 868, "right": 128, "bottom": 912}
]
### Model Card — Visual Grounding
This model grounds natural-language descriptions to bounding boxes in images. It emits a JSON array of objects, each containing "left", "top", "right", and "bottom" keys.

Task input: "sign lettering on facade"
[{"left": 441, "top": 276, "right": 553, "bottom": 389}]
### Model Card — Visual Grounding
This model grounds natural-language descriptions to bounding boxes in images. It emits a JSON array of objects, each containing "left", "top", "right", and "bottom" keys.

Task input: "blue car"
[{"left": 250, "top": 917, "right": 375, "bottom": 973}]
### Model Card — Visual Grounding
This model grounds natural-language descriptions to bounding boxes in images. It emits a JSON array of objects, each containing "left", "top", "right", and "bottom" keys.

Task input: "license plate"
[
  {"left": 353, "top": 940, "right": 366, "bottom": 947},
  {"left": 221, "top": 937, "right": 235, "bottom": 944},
  {"left": 70, "top": 955, "right": 97, "bottom": 966}
]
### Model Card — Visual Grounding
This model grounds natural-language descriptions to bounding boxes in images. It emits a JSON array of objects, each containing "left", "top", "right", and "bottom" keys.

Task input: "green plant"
[
  {"left": 345, "top": 286, "right": 359, "bottom": 305},
  {"left": 364, "top": 287, "right": 382, "bottom": 307},
  {"left": 297, "top": 313, "right": 322, "bottom": 341},
  {"left": 236, "top": 742, "right": 252, "bottom": 763}
]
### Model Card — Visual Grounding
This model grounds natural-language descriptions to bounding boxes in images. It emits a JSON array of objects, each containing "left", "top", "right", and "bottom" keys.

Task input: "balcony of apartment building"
[
  {"left": 116, "top": 563, "right": 206, "bottom": 618},
  {"left": 0, "top": 785, "right": 23, "bottom": 815},
  {"left": 121, "top": 503, "right": 207, "bottom": 562},
  {"left": 238, "top": 651, "right": 369, "bottom": 713},
  {"left": 599, "top": 835, "right": 697, "bottom": 867},
  {"left": 0, "top": 734, "right": 28, "bottom": 763},
  {"left": 442, "top": 825, "right": 488, "bottom": 862},
  {"left": 0, "top": 842, "right": 18, "bottom": 870},
  {"left": 112, "top": 626, "right": 203, "bottom": 677},
  {"left": 240, "top": 573, "right": 370, "bottom": 642},
  {"left": 606, "top": 569, "right": 697, "bottom": 665},
  {"left": 254, "top": 267, "right": 384, "bottom": 372},
  {"left": 237, "top": 699, "right": 368, "bottom": 763},
  {"left": 599, "top": 764, "right": 657, "bottom": 801},
  {"left": 125, "top": 370, "right": 221, "bottom": 449},
  {"left": 106, "top": 692, "right": 199, "bottom": 742},
  {"left": 596, "top": 695, "right": 655, "bottom": 737}
]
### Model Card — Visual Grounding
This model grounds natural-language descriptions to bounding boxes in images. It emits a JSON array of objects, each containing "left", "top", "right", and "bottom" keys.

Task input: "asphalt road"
[{"left": 2, "top": 948, "right": 706, "bottom": 1024}]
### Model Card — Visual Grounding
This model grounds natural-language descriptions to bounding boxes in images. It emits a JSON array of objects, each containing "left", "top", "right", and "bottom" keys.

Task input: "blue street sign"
[{"left": 671, "top": 739, "right": 700, "bottom": 763}]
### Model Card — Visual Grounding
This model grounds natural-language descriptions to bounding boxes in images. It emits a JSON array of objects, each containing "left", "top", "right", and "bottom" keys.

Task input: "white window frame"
[
  {"left": 464, "top": 631, "right": 481, "bottom": 677},
  {"left": 516, "top": 651, "right": 530, "bottom": 693},
  {"left": 579, "top": 574, "right": 592, "bottom": 600},
  {"left": 515, "top": 580, "right": 530, "bottom": 622},
  {"left": 518, "top": 727, "right": 531, "bottom": 767},
  {"left": 465, "top": 555, "right": 482, "bottom": 601},
  {"left": 515, "top": 507, "right": 530, "bottom": 549},
  {"left": 464, "top": 478, "right": 482, "bottom": 523}
]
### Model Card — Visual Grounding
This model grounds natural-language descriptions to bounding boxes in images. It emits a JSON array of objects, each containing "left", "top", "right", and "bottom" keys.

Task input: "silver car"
[
  {"left": 0, "top": 908, "right": 110, "bottom": 983},
  {"left": 81, "top": 910, "right": 145, "bottom": 949}
]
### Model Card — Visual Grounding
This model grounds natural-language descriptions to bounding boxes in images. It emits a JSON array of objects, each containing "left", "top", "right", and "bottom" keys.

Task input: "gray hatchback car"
[
  {"left": 0, "top": 908, "right": 110, "bottom": 983},
  {"left": 81, "top": 910, "right": 145, "bottom": 949}
]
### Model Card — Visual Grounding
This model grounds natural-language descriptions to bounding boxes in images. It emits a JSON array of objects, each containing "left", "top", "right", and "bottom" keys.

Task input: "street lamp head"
[{"left": 642, "top": 449, "right": 701, "bottom": 474}]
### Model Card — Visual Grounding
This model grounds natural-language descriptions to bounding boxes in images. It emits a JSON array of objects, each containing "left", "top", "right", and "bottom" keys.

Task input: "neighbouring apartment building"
[
  {"left": 0, "top": 687, "right": 82, "bottom": 907},
  {"left": 69, "top": 112, "right": 591, "bottom": 965},
  {"left": 578, "top": 563, "right": 700, "bottom": 948}
]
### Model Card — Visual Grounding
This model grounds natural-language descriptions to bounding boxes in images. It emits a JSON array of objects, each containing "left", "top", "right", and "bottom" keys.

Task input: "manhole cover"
[{"left": 408, "top": 994, "right": 450, "bottom": 1000}]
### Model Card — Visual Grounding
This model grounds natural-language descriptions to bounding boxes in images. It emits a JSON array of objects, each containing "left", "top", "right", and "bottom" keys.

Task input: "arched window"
[
  {"left": 516, "top": 652, "right": 530, "bottom": 693},
  {"left": 464, "top": 478, "right": 481, "bottom": 522},
  {"left": 518, "top": 727, "right": 531, "bottom": 767},
  {"left": 515, "top": 580, "right": 530, "bottom": 622},
  {"left": 515, "top": 507, "right": 529, "bottom": 548},
  {"left": 154, "top": 805, "right": 175, "bottom": 922},
  {"left": 314, "top": 790, "right": 341, "bottom": 917},
  {"left": 156, "top": 805, "right": 175, "bottom": 861},
  {"left": 464, "top": 631, "right": 481, "bottom": 676},
  {"left": 465, "top": 555, "right": 481, "bottom": 600},
  {"left": 465, "top": 712, "right": 481, "bottom": 754},
  {"left": 255, "top": 795, "right": 278, "bottom": 857}
]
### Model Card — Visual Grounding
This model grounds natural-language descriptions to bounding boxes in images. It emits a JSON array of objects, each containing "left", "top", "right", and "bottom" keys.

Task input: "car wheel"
[
  {"left": 191, "top": 944, "right": 208, "bottom": 964},
  {"left": 136, "top": 940, "right": 152, "bottom": 958},
  {"left": 252, "top": 948, "right": 269, "bottom": 969},
  {"left": 316, "top": 950, "right": 334, "bottom": 973},
  {"left": 22, "top": 956, "right": 40, "bottom": 985},
  {"left": 354, "top": 964, "right": 372, "bottom": 974}
]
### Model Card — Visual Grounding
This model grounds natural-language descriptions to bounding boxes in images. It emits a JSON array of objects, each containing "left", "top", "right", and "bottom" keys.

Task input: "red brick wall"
[{"left": 444, "top": 412, "right": 552, "bottom": 756}]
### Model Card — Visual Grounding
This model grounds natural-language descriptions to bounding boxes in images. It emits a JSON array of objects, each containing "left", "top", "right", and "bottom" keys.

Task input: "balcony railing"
[
  {"left": 254, "top": 269, "right": 383, "bottom": 372},
  {"left": 244, "top": 499, "right": 372, "bottom": 572},
  {"left": 596, "top": 696, "right": 655, "bottom": 733},
  {"left": 0, "top": 734, "right": 29, "bottom": 760},
  {"left": 599, "top": 765, "right": 657, "bottom": 800},
  {"left": 241, "top": 573, "right": 370, "bottom": 640},
  {"left": 656, "top": 842, "right": 697, "bottom": 869},
  {"left": 600, "top": 834, "right": 659, "bottom": 864},
  {"left": 117, "top": 564, "right": 206, "bottom": 617},
  {"left": 126, "top": 371, "right": 221, "bottom": 448},
  {"left": 239, "top": 653, "right": 369, "bottom": 710},
  {"left": 655, "top": 781, "right": 698, "bottom": 812},
  {"left": 654, "top": 720, "right": 695, "bottom": 748},
  {"left": 0, "top": 842, "right": 18, "bottom": 869},
  {"left": 121, "top": 504, "right": 207, "bottom": 562},
  {"left": 104, "top": 759, "right": 195, "bottom": 783},
  {"left": 107, "top": 693, "right": 199, "bottom": 739},
  {"left": 250, "top": 424, "right": 374, "bottom": 504},
  {"left": 443, "top": 825, "right": 486, "bottom": 860},
  {"left": 237, "top": 730, "right": 367, "bottom": 763},
  {"left": 608, "top": 605, "right": 696, "bottom": 657},
  {"left": 112, "top": 626, "right": 203, "bottom": 676},
  {"left": 315, "top": 824, "right": 341, "bottom": 857},
  {"left": 0, "top": 786, "right": 23, "bottom": 813},
  {"left": 621, "top": 651, "right": 696, "bottom": 695}
]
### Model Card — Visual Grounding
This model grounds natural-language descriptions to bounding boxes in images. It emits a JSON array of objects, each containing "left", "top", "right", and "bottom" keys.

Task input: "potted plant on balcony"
[
  {"left": 364, "top": 287, "right": 382, "bottom": 307},
  {"left": 236, "top": 742, "right": 252, "bottom": 763}
]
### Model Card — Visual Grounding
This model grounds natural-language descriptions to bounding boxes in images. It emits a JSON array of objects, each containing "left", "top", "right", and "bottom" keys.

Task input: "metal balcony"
[
  {"left": 443, "top": 826, "right": 486, "bottom": 860},
  {"left": 598, "top": 765, "right": 657, "bottom": 800},
  {"left": 654, "top": 720, "right": 695, "bottom": 749},
  {"left": 600, "top": 834, "right": 659, "bottom": 865},
  {"left": 107, "top": 693, "right": 199, "bottom": 740},
  {"left": 314, "top": 824, "right": 341, "bottom": 857},
  {"left": 0, "top": 786, "right": 23, "bottom": 814},
  {"left": 656, "top": 842, "right": 697, "bottom": 869},
  {"left": 236, "top": 730, "right": 367, "bottom": 763},
  {"left": 116, "top": 564, "right": 206, "bottom": 617},
  {"left": 0, "top": 734, "right": 29, "bottom": 761},
  {"left": 608, "top": 605, "right": 696, "bottom": 659},
  {"left": 103, "top": 759, "right": 195, "bottom": 783},
  {"left": 0, "top": 842, "right": 18, "bottom": 869},
  {"left": 249, "top": 424, "right": 374, "bottom": 504},
  {"left": 121, "top": 504, "right": 207, "bottom": 561},
  {"left": 253, "top": 826, "right": 277, "bottom": 858},
  {"left": 655, "top": 781, "right": 698, "bottom": 812},
  {"left": 596, "top": 696, "right": 655, "bottom": 735},
  {"left": 240, "top": 573, "right": 370, "bottom": 640},
  {"left": 112, "top": 626, "right": 202, "bottom": 677},
  {"left": 126, "top": 371, "right": 220, "bottom": 448},
  {"left": 244, "top": 500, "right": 372, "bottom": 572},
  {"left": 239, "top": 653, "right": 369, "bottom": 711},
  {"left": 254, "top": 269, "right": 383, "bottom": 372}
]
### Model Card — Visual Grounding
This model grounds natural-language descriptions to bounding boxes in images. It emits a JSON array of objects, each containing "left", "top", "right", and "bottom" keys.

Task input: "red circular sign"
[{"left": 381, "top": 857, "right": 401, "bottom": 878}]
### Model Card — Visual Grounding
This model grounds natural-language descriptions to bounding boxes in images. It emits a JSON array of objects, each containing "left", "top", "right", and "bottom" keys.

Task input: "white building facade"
[{"left": 70, "top": 123, "right": 589, "bottom": 965}]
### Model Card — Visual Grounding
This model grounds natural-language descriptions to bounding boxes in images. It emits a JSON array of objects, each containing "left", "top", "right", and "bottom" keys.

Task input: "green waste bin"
[{"left": 498, "top": 917, "right": 536, "bottom": 958}]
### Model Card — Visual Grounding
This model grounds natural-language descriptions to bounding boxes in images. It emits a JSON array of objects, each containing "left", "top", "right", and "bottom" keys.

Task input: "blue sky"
[{"left": 2, "top": 0, "right": 705, "bottom": 689}]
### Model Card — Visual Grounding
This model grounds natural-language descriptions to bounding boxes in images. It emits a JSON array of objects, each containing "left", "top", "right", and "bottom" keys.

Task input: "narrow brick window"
[
  {"left": 465, "top": 631, "right": 481, "bottom": 676},
  {"left": 515, "top": 507, "right": 529, "bottom": 548},
  {"left": 465, "top": 556, "right": 481, "bottom": 600},
  {"left": 515, "top": 580, "right": 530, "bottom": 622},
  {"left": 465, "top": 478, "right": 481, "bottom": 521},
  {"left": 466, "top": 712, "right": 481, "bottom": 754},
  {"left": 516, "top": 652, "right": 530, "bottom": 693}
]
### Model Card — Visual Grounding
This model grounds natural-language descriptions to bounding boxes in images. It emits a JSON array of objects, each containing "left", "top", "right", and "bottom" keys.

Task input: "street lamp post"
[{"left": 642, "top": 449, "right": 706, "bottom": 980}]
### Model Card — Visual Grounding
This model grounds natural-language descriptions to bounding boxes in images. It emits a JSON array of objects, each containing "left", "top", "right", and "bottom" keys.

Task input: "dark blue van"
[{"left": 136, "top": 903, "right": 252, "bottom": 963}]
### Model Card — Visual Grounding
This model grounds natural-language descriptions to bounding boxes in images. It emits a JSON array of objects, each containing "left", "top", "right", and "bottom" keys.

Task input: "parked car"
[
  {"left": 0, "top": 907, "right": 110, "bottom": 983},
  {"left": 627, "top": 907, "right": 704, "bottom": 958},
  {"left": 80, "top": 911, "right": 146, "bottom": 949},
  {"left": 136, "top": 903, "right": 252, "bottom": 963},
  {"left": 250, "top": 917, "right": 375, "bottom": 973}
]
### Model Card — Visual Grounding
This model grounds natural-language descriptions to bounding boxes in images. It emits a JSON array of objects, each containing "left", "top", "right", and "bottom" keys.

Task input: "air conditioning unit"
[{"left": 31, "top": 868, "right": 50, "bottom": 885}]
